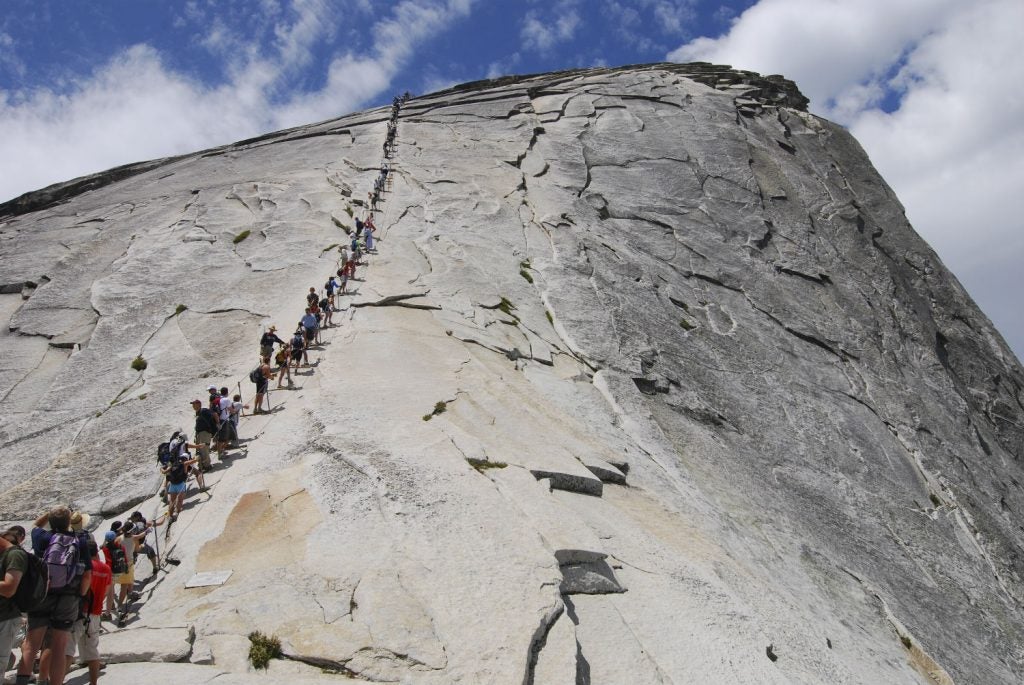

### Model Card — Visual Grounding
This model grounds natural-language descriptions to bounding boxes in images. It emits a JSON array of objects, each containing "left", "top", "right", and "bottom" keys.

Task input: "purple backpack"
[{"left": 43, "top": 532, "right": 80, "bottom": 591}]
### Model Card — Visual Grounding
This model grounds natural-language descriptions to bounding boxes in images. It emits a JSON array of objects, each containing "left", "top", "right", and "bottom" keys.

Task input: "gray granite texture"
[{"left": 0, "top": 63, "right": 1021, "bottom": 684}]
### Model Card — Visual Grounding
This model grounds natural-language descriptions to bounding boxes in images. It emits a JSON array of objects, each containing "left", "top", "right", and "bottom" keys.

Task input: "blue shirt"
[{"left": 301, "top": 313, "right": 318, "bottom": 329}]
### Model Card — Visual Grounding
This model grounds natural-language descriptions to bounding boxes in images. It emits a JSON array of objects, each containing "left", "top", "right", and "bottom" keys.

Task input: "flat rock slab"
[{"left": 101, "top": 625, "right": 196, "bottom": 664}]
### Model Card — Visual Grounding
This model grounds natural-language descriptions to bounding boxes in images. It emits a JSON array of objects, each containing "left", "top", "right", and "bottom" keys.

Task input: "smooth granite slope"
[{"left": 1, "top": 63, "right": 1021, "bottom": 684}]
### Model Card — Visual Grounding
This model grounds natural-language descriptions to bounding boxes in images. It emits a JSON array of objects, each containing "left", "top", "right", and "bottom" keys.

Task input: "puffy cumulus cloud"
[
  {"left": 669, "top": 0, "right": 1024, "bottom": 357},
  {"left": 0, "top": 0, "right": 476, "bottom": 202},
  {"left": 521, "top": 1, "right": 582, "bottom": 54}
]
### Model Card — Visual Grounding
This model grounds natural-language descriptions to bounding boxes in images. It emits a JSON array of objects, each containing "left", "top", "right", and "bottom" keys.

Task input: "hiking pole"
[{"left": 237, "top": 381, "right": 243, "bottom": 417}]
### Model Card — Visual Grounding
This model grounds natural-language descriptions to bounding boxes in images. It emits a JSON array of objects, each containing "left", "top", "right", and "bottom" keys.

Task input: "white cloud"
[
  {"left": 669, "top": 0, "right": 1024, "bottom": 358},
  {"left": 521, "top": 2, "right": 581, "bottom": 53},
  {"left": 0, "top": 0, "right": 476, "bottom": 202}
]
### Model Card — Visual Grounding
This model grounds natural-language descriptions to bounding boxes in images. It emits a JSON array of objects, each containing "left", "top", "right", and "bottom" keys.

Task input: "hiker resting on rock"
[
  {"left": 252, "top": 361, "right": 273, "bottom": 413},
  {"left": 16, "top": 507, "right": 93, "bottom": 685}
]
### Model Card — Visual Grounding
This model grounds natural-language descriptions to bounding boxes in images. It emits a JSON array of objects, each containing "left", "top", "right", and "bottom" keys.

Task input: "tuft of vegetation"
[
  {"left": 322, "top": 243, "right": 339, "bottom": 254},
  {"left": 175, "top": 304, "right": 187, "bottom": 315},
  {"left": 679, "top": 318, "right": 695, "bottom": 331},
  {"left": 545, "top": 310, "right": 554, "bottom": 325},
  {"left": 138, "top": 393, "right": 148, "bottom": 400},
  {"left": 467, "top": 457, "right": 507, "bottom": 473},
  {"left": 498, "top": 297, "right": 516, "bottom": 316},
  {"left": 331, "top": 216, "right": 350, "bottom": 234},
  {"left": 519, "top": 269, "right": 534, "bottom": 284},
  {"left": 519, "top": 259, "right": 532, "bottom": 270},
  {"left": 344, "top": 204, "right": 354, "bottom": 217},
  {"left": 233, "top": 230, "right": 251, "bottom": 244},
  {"left": 423, "top": 400, "right": 448, "bottom": 421},
  {"left": 248, "top": 631, "right": 281, "bottom": 670},
  {"left": 899, "top": 635, "right": 912, "bottom": 650},
  {"left": 929, "top": 493, "right": 941, "bottom": 507},
  {"left": 130, "top": 356, "right": 148, "bottom": 371}
]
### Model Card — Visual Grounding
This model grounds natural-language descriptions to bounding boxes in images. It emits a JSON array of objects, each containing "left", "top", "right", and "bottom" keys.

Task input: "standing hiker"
[
  {"left": 191, "top": 399, "right": 219, "bottom": 471},
  {"left": 251, "top": 361, "right": 273, "bottom": 413},
  {"left": 18, "top": 507, "right": 93, "bottom": 685},
  {"left": 64, "top": 537, "right": 110, "bottom": 685},
  {"left": 0, "top": 527, "right": 28, "bottom": 678},
  {"left": 260, "top": 325, "right": 285, "bottom": 364}
]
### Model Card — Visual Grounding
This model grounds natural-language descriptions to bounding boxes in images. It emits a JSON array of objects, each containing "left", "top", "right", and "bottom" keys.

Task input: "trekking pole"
[{"left": 237, "top": 381, "right": 243, "bottom": 417}]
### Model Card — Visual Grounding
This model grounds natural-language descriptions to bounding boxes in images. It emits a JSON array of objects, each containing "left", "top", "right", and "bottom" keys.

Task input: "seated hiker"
[
  {"left": 259, "top": 325, "right": 285, "bottom": 363},
  {"left": 65, "top": 538, "right": 110, "bottom": 685},
  {"left": 18, "top": 507, "right": 93, "bottom": 685}
]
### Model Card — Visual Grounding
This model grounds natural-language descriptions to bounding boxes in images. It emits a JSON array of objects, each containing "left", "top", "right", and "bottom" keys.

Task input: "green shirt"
[{"left": 0, "top": 546, "right": 29, "bottom": 620}]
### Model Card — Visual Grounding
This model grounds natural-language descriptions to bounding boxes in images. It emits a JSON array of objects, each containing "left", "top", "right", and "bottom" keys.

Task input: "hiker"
[
  {"left": 219, "top": 387, "right": 239, "bottom": 448},
  {"left": 127, "top": 511, "right": 164, "bottom": 578},
  {"left": 110, "top": 521, "right": 143, "bottom": 622},
  {"left": 64, "top": 538, "right": 110, "bottom": 685},
  {"left": 231, "top": 394, "right": 248, "bottom": 427},
  {"left": 289, "top": 327, "right": 307, "bottom": 369},
  {"left": 325, "top": 275, "right": 339, "bottom": 306},
  {"left": 320, "top": 295, "right": 334, "bottom": 328},
  {"left": 251, "top": 361, "right": 273, "bottom": 413},
  {"left": 101, "top": 529, "right": 128, "bottom": 618},
  {"left": 161, "top": 444, "right": 202, "bottom": 521},
  {"left": 275, "top": 343, "right": 292, "bottom": 387},
  {"left": 0, "top": 527, "right": 28, "bottom": 679},
  {"left": 260, "top": 325, "right": 286, "bottom": 364},
  {"left": 301, "top": 308, "right": 319, "bottom": 348},
  {"left": 364, "top": 220, "right": 375, "bottom": 252},
  {"left": 191, "top": 399, "right": 218, "bottom": 471},
  {"left": 17, "top": 506, "right": 93, "bottom": 685},
  {"left": 355, "top": 216, "right": 364, "bottom": 237},
  {"left": 306, "top": 287, "right": 318, "bottom": 309},
  {"left": 339, "top": 244, "right": 352, "bottom": 279}
]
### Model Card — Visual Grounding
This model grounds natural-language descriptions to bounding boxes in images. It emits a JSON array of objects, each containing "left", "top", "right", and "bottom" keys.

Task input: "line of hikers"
[{"left": 0, "top": 93, "right": 407, "bottom": 685}]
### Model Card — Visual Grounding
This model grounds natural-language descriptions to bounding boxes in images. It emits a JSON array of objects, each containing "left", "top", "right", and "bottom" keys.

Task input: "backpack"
[
  {"left": 3, "top": 546, "right": 48, "bottom": 612},
  {"left": 249, "top": 367, "right": 262, "bottom": 383},
  {"left": 274, "top": 349, "right": 287, "bottom": 365},
  {"left": 292, "top": 334, "right": 304, "bottom": 350},
  {"left": 105, "top": 541, "right": 129, "bottom": 575},
  {"left": 157, "top": 441, "right": 171, "bottom": 464},
  {"left": 168, "top": 457, "right": 188, "bottom": 485},
  {"left": 43, "top": 532, "right": 80, "bottom": 592}
]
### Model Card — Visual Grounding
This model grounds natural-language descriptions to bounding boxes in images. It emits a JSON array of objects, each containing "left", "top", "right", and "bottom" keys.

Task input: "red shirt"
[{"left": 88, "top": 558, "right": 112, "bottom": 615}]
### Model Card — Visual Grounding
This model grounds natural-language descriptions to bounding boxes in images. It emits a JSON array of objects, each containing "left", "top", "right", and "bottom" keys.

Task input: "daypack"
[
  {"left": 274, "top": 349, "right": 287, "bottom": 366},
  {"left": 292, "top": 334, "right": 304, "bottom": 350},
  {"left": 168, "top": 457, "right": 188, "bottom": 485},
  {"left": 157, "top": 441, "right": 171, "bottom": 464},
  {"left": 249, "top": 367, "right": 262, "bottom": 383},
  {"left": 3, "top": 546, "right": 48, "bottom": 612},
  {"left": 105, "top": 541, "right": 129, "bottom": 575},
  {"left": 43, "top": 532, "right": 80, "bottom": 592}
]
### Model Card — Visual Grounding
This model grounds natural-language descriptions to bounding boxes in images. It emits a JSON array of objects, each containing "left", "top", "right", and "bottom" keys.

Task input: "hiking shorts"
[
  {"left": 167, "top": 481, "right": 187, "bottom": 495},
  {"left": 27, "top": 592, "right": 80, "bottom": 631},
  {"left": 255, "top": 377, "right": 268, "bottom": 394},
  {"left": 66, "top": 614, "right": 101, "bottom": 661},
  {"left": 304, "top": 326, "right": 316, "bottom": 342},
  {"left": 0, "top": 615, "right": 19, "bottom": 670},
  {"left": 260, "top": 344, "right": 273, "bottom": 359}
]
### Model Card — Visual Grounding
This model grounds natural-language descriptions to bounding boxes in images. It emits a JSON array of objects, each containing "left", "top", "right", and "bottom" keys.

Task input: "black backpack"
[
  {"left": 105, "top": 541, "right": 129, "bottom": 575},
  {"left": 3, "top": 546, "right": 48, "bottom": 612},
  {"left": 157, "top": 441, "right": 171, "bottom": 464},
  {"left": 167, "top": 457, "right": 188, "bottom": 485},
  {"left": 249, "top": 366, "right": 262, "bottom": 383}
]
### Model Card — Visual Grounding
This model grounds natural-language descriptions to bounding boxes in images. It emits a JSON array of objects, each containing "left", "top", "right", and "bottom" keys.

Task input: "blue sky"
[{"left": 2, "top": 0, "right": 1022, "bottom": 359}]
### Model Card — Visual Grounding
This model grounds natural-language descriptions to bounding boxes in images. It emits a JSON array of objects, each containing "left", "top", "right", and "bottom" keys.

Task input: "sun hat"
[
  {"left": 104, "top": 531, "right": 116, "bottom": 542},
  {"left": 69, "top": 511, "right": 91, "bottom": 532}
]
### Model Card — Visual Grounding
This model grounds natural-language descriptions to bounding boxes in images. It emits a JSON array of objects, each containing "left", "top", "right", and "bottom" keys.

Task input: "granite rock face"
[{"left": 1, "top": 63, "right": 1023, "bottom": 684}]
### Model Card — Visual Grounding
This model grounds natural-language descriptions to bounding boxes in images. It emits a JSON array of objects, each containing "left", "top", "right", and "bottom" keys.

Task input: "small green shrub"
[
  {"left": 138, "top": 393, "right": 148, "bottom": 400},
  {"left": 248, "top": 631, "right": 281, "bottom": 670},
  {"left": 467, "top": 458, "right": 507, "bottom": 473},
  {"left": 130, "top": 356, "right": 148, "bottom": 371},
  {"left": 519, "top": 259, "right": 532, "bottom": 270},
  {"left": 545, "top": 310, "right": 553, "bottom": 325},
  {"left": 519, "top": 269, "right": 534, "bottom": 284},
  {"left": 175, "top": 304, "right": 187, "bottom": 315},
  {"left": 679, "top": 318, "right": 695, "bottom": 331},
  {"left": 929, "top": 493, "right": 941, "bottom": 507},
  {"left": 233, "top": 230, "right": 251, "bottom": 244},
  {"left": 498, "top": 297, "right": 516, "bottom": 316},
  {"left": 322, "top": 243, "right": 339, "bottom": 254},
  {"left": 331, "top": 216, "right": 350, "bottom": 233},
  {"left": 423, "top": 400, "right": 448, "bottom": 421},
  {"left": 900, "top": 635, "right": 912, "bottom": 650},
  {"left": 344, "top": 204, "right": 354, "bottom": 217}
]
